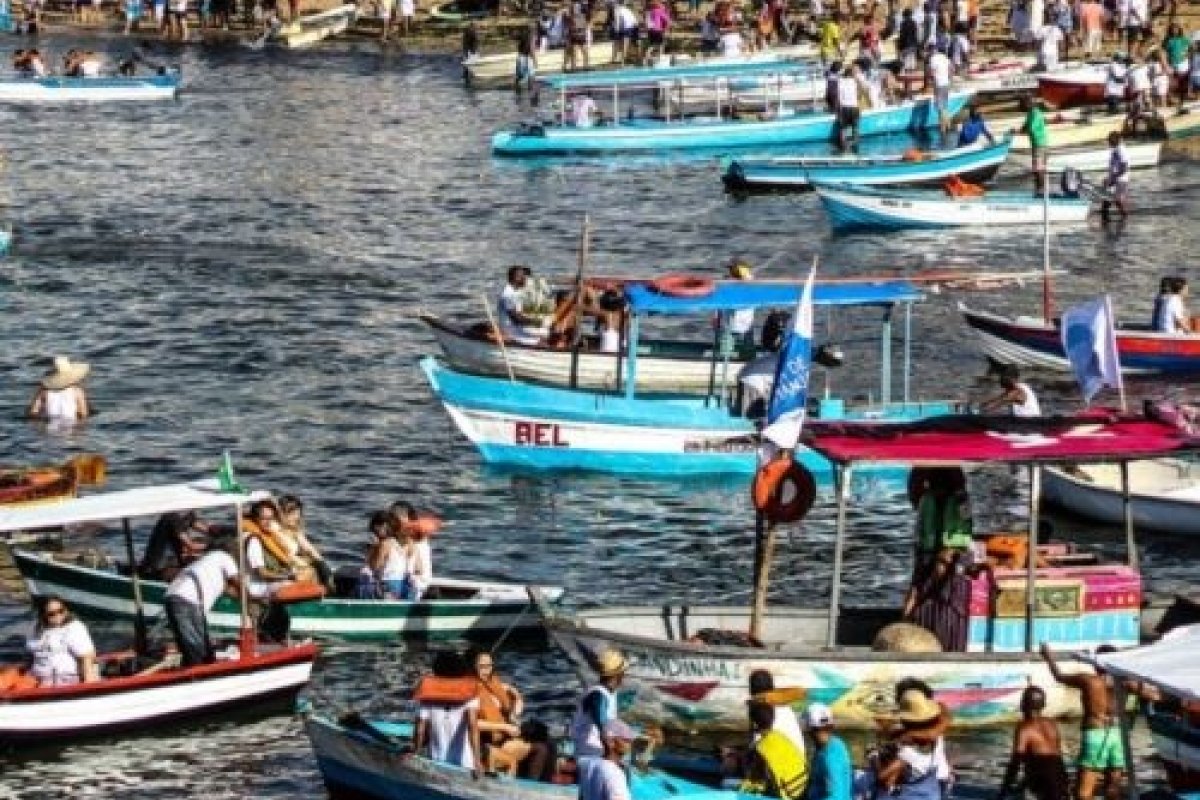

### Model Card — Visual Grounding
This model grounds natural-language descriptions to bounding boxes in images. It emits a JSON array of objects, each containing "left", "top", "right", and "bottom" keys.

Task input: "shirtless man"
[
  {"left": 1041, "top": 643, "right": 1126, "bottom": 800},
  {"left": 997, "top": 686, "right": 1069, "bottom": 800}
]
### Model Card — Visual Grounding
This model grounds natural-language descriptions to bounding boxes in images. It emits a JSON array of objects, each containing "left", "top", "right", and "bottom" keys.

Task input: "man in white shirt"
[
  {"left": 835, "top": 65, "right": 862, "bottom": 149},
  {"left": 414, "top": 652, "right": 483, "bottom": 776},
  {"left": 573, "top": 91, "right": 598, "bottom": 127},
  {"left": 1104, "top": 54, "right": 1128, "bottom": 113},
  {"left": 580, "top": 723, "right": 635, "bottom": 800},
  {"left": 927, "top": 45, "right": 952, "bottom": 132},
  {"left": 496, "top": 265, "right": 547, "bottom": 345},
  {"left": 1036, "top": 22, "right": 1063, "bottom": 70},
  {"left": 1102, "top": 130, "right": 1131, "bottom": 220},
  {"left": 164, "top": 537, "right": 242, "bottom": 666}
]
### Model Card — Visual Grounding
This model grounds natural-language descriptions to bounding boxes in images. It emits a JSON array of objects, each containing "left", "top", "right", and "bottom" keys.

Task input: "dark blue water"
[{"left": 0, "top": 39, "right": 1198, "bottom": 796}]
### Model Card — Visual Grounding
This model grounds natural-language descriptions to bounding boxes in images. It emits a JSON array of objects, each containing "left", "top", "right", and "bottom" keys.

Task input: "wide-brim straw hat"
[
  {"left": 596, "top": 648, "right": 628, "bottom": 678},
  {"left": 878, "top": 689, "right": 947, "bottom": 733},
  {"left": 42, "top": 356, "right": 90, "bottom": 391}
]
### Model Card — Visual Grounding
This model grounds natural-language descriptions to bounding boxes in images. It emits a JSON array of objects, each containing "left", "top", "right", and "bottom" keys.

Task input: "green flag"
[{"left": 217, "top": 451, "right": 244, "bottom": 494}]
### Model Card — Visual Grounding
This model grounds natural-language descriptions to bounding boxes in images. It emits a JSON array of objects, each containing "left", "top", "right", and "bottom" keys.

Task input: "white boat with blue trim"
[{"left": 0, "top": 71, "right": 180, "bottom": 102}]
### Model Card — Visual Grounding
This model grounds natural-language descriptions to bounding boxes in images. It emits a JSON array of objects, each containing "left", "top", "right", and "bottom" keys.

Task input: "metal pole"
[
  {"left": 880, "top": 306, "right": 893, "bottom": 406},
  {"left": 123, "top": 518, "right": 147, "bottom": 656},
  {"left": 826, "top": 463, "right": 852, "bottom": 648},
  {"left": 568, "top": 215, "right": 590, "bottom": 389},
  {"left": 903, "top": 302, "right": 912, "bottom": 405},
  {"left": 1042, "top": 174, "right": 1054, "bottom": 322},
  {"left": 1025, "top": 465, "right": 1041, "bottom": 652},
  {"left": 1117, "top": 680, "right": 1139, "bottom": 800},
  {"left": 1121, "top": 461, "right": 1138, "bottom": 571},
  {"left": 624, "top": 314, "right": 640, "bottom": 400},
  {"left": 1106, "top": 294, "right": 1127, "bottom": 411},
  {"left": 236, "top": 502, "right": 253, "bottom": 659}
]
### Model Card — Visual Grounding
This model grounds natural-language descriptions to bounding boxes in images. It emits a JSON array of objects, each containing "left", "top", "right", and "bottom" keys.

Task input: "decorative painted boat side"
[
  {"left": 816, "top": 184, "right": 1091, "bottom": 231},
  {"left": 15, "top": 550, "right": 562, "bottom": 642},
  {"left": 1042, "top": 461, "right": 1200, "bottom": 535},
  {"left": 492, "top": 93, "right": 971, "bottom": 156},
  {"left": 959, "top": 303, "right": 1200, "bottom": 373},
  {"left": 421, "top": 313, "right": 745, "bottom": 392},
  {"left": 722, "top": 138, "right": 1011, "bottom": 192},
  {"left": 1149, "top": 707, "right": 1200, "bottom": 792},
  {"left": 0, "top": 72, "right": 180, "bottom": 102},
  {"left": 0, "top": 644, "right": 316, "bottom": 746}
]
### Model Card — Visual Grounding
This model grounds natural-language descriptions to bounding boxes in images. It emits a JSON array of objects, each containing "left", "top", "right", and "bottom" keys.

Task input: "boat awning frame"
[
  {"left": 541, "top": 59, "right": 820, "bottom": 90},
  {"left": 0, "top": 479, "right": 268, "bottom": 533},
  {"left": 625, "top": 280, "right": 923, "bottom": 316},
  {"left": 1084, "top": 624, "right": 1200, "bottom": 702}
]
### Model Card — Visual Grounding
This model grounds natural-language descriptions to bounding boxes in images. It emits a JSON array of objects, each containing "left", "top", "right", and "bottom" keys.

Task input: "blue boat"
[
  {"left": 0, "top": 71, "right": 181, "bottom": 103},
  {"left": 304, "top": 711, "right": 756, "bottom": 800},
  {"left": 722, "top": 137, "right": 1012, "bottom": 193},
  {"left": 815, "top": 183, "right": 1092, "bottom": 232},
  {"left": 420, "top": 279, "right": 954, "bottom": 481},
  {"left": 492, "top": 79, "right": 972, "bottom": 156}
]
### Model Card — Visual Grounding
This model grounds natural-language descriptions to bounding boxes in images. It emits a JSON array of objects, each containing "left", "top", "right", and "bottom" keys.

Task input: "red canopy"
[{"left": 804, "top": 412, "right": 1200, "bottom": 466}]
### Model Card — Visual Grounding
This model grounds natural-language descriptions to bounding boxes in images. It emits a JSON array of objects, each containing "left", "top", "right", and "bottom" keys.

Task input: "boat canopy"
[
  {"left": 541, "top": 59, "right": 819, "bottom": 90},
  {"left": 1087, "top": 624, "right": 1200, "bottom": 701},
  {"left": 804, "top": 413, "right": 1200, "bottom": 466},
  {"left": 625, "top": 280, "right": 922, "bottom": 315},
  {"left": 0, "top": 479, "right": 268, "bottom": 533}
]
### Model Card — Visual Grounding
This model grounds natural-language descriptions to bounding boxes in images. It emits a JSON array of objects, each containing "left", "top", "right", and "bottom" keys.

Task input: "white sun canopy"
[
  {"left": 1087, "top": 624, "right": 1200, "bottom": 702},
  {"left": 0, "top": 480, "right": 269, "bottom": 534}
]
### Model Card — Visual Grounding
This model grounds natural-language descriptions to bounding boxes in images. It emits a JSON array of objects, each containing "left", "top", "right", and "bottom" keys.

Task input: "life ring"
[
  {"left": 649, "top": 274, "right": 716, "bottom": 299},
  {"left": 906, "top": 466, "right": 967, "bottom": 509},
  {"left": 751, "top": 459, "right": 816, "bottom": 524}
]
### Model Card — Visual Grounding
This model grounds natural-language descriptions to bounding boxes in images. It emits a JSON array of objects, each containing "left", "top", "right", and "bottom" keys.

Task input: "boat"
[
  {"left": 535, "top": 412, "right": 1197, "bottom": 732},
  {"left": 959, "top": 303, "right": 1200, "bottom": 373},
  {"left": 266, "top": 4, "right": 356, "bottom": 49},
  {"left": 815, "top": 183, "right": 1091, "bottom": 232},
  {"left": 1008, "top": 111, "right": 1124, "bottom": 152},
  {"left": 1088, "top": 624, "right": 1200, "bottom": 794},
  {"left": 1041, "top": 459, "right": 1200, "bottom": 535},
  {"left": 0, "top": 454, "right": 105, "bottom": 507},
  {"left": 492, "top": 63, "right": 971, "bottom": 156},
  {"left": 1012, "top": 140, "right": 1163, "bottom": 173},
  {"left": 11, "top": 484, "right": 564, "bottom": 643},
  {"left": 421, "top": 278, "right": 955, "bottom": 480},
  {"left": 722, "top": 138, "right": 1011, "bottom": 193},
  {"left": 1037, "top": 63, "right": 1108, "bottom": 108},
  {"left": 0, "top": 72, "right": 181, "bottom": 103},
  {"left": 0, "top": 480, "right": 318, "bottom": 747}
]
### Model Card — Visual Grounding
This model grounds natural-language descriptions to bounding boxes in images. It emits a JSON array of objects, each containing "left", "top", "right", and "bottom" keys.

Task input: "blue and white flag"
[
  {"left": 762, "top": 265, "right": 816, "bottom": 449},
  {"left": 1061, "top": 295, "right": 1123, "bottom": 405}
]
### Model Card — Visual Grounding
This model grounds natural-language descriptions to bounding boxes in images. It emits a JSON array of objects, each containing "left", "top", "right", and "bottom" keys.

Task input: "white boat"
[
  {"left": 0, "top": 72, "right": 180, "bottom": 103},
  {"left": 0, "top": 479, "right": 317, "bottom": 747},
  {"left": 1042, "top": 459, "right": 1200, "bottom": 535},
  {"left": 267, "top": 4, "right": 357, "bottom": 48}
]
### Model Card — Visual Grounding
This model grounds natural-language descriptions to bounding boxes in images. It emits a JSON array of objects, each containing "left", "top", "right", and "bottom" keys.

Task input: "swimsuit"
[
  {"left": 1022, "top": 753, "right": 1070, "bottom": 800},
  {"left": 1078, "top": 725, "right": 1126, "bottom": 771}
]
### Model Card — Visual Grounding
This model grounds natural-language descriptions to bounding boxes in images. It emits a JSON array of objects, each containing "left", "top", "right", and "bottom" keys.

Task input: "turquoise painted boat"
[
  {"left": 492, "top": 90, "right": 972, "bottom": 156},
  {"left": 0, "top": 71, "right": 180, "bottom": 103},
  {"left": 420, "top": 279, "right": 954, "bottom": 480},
  {"left": 722, "top": 137, "right": 1012, "bottom": 193}
]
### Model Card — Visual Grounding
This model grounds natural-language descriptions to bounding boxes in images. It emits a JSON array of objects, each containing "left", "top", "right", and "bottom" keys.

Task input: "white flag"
[
  {"left": 1061, "top": 296, "right": 1123, "bottom": 405},
  {"left": 762, "top": 265, "right": 816, "bottom": 449}
]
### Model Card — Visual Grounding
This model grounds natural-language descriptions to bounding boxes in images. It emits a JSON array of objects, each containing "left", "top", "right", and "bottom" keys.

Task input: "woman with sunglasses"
[{"left": 25, "top": 595, "right": 98, "bottom": 686}]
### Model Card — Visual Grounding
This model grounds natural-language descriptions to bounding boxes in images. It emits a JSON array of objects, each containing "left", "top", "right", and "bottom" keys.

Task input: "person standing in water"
[
  {"left": 27, "top": 356, "right": 91, "bottom": 422},
  {"left": 997, "top": 686, "right": 1069, "bottom": 800}
]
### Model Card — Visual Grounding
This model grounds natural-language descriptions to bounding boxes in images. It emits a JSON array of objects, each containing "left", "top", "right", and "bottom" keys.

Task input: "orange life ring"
[
  {"left": 649, "top": 274, "right": 716, "bottom": 299},
  {"left": 407, "top": 512, "right": 442, "bottom": 537},
  {"left": 907, "top": 466, "right": 968, "bottom": 509},
  {"left": 272, "top": 581, "right": 326, "bottom": 604},
  {"left": 751, "top": 459, "right": 816, "bottom": 524}
]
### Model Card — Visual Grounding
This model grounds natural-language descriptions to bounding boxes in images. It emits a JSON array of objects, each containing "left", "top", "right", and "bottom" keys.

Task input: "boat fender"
[
  {"left": 649, "top": 274, "right": 716, "bottom": 299},
  {"left": 751, "top": 458, "right": 816, "bottom": 524},
  {"left": 906, "top": 466, "right": 967, "bottom": 509},
  {"left": 272, "top": 580, "right": 326, "bottom": 605},
  {"left": 412, "top": 675, "right": 478, "bottom": 706}
]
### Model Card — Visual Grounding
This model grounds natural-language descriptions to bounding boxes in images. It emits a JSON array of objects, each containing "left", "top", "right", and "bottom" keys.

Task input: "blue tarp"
[
  {"left": 543, "top": 59, "right": 820, "bottom": 90},
  {"left": 625, "top": 280, "right": 922, "bottom": 315}
]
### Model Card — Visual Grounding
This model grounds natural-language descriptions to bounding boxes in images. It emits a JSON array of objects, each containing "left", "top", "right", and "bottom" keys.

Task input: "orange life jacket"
[{"left": 413, "top": 676, "right": 478, "bottom": 706}]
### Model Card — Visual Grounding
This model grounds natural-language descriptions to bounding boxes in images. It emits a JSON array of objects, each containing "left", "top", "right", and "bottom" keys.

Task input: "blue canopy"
[
  {"left": 625, "top": 280, "right": 923, "bottom": 315},
  {"left": 543, "top": 59, "right": 820, "bottom": 90}
]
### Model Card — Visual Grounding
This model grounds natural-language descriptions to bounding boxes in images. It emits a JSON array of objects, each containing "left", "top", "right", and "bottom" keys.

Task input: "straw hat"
[
  {"left": 596, "top": 648, "right": 628, "bottom": 678},
  {"left": 893, "top": 689, "right": 943, "bottom": 725},
  {"left": 727, "top": 258, "right": 753, "bottom": 280},
  {"left": 41, "top": 356, "right": 90, "bottom": 391}
]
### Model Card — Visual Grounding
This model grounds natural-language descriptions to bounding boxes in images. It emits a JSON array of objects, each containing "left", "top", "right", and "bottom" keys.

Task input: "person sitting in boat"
[
  {"left": 1153, "top": 275, "right": 1190, "bottom": 333},
  {"left": 739, "top": 701, "right": 810, "bottom": 799},
  {"left": 366, "top": 509, "right": 411, "bottom": 599},
  {"left": 737, "top": 308, "right": 789, "bottom": 418},
  {"left": 27, "top": 355, "right": 91, "bottom": 422},
  {"left": 13, "top": 49, "right": 47, "bottom": 77},
  {"left": 164, "top": 535, "right": 242, "bottom": 666},
  {"left": 389, "top": 500, "right": 436, "bottom": 600},
  {"left": 571, "top": 90, "right": 599, "bottom": 127},
  {"left": 581, "top": 719, "right": 638, "bottom": 800},
  {"left": 869, "top": 688, "right": 954, "bottom": 800},
  {"left": 139, "top": 510, "right": 210, "bottom": 581},
  {"left": 413, "top": 650, "right": 484, "bottom": 778},
  {"left": 956, "top": 104, "right": 996, "bottom": 147},
  {"left": 23, "top": 595, "right": 98, "bottom": 687},
  {"left": 63, "top": 49, "right": 103, "bottom": 78},
  {"left": 997, "top": 686, "right": 1069, "bottom": 800},
  {"left": 242, "top": 500, "right": 302, "bottom": 641},
  {"left": 572, "top": 648, "right": 631, "bottom": 791},
  {"left": 722, "top": 258, "right": 757, "bottom": 356},
  {"left": 496, "top": 265, "right": 549, "bottom": 345},
  {"left": 980, "top": 365, "right": 1041, "bottom": 417},
  {"left": 902, "top": 467, "right": 973, "bottom": 618},
  {"left": 470, "top": 648, "right": 540, "bottom": 775},
  {"left": 276, "top": 494, "right": 333, "bottom": 588}
]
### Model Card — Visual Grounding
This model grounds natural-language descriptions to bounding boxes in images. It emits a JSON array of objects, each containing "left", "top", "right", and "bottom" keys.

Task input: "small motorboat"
[
  {"left": 1018, "top": 140, "right": 1164, "bottom": 173},
  {"left": 0, "top": 479, "right": 318, "bottom": 748},
  {"left": 1042, "top": 459, "right": 1200, "bottom": 535},
  {"left": 722, "top": 138, "right": 1011, "bottom": 193},
  {"left": 1037, "top": 63, "right": 1108, "bottom": 108},
  {"left": 815, "top": 183, "right": 1091, "bottom": 232},
  {"left": 0, "top": 71, "right": 180, "bottom": 103},
  {"left": 264, "top": 4, "right": 356, "bottom": 49}
]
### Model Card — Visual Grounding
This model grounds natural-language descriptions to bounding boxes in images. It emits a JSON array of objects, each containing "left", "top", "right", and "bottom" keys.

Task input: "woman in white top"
[
  {"left": 1154, "top": 276, "right": 1190, "bottom": 333},
  {"left": 980, "top": 366, "right": 1041, "bottom": 416},
  {"left": 389, "top": 500, "right": 437, "bottom": 600},
  {"left": 367, "top": 510, "right": 411, "bottom": 598},
  {"left": 26, "top": 596, "right": 98, "bottom": 686},
  {"left": 27, "top": 355, "right": 91, "bottom": 422}
]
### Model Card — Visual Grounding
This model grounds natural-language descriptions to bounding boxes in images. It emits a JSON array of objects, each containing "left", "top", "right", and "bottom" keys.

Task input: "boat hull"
[
  {"left": 0, "top": 644, "right": 315, "bottom": 746},
  {"left": 1149, "top": 708, "right": 1200, "bottom": 793},
  {"left": 15, "top": 550, "right": 560, "bottom": 642},
  {"left": 271, "top": 6, "right": 356, "bottom": 48},
  {"left": 1042, "top": 461, "right": 1200, "bottom": 535},
  {"left": 422, "top": 356, "right": 951, "bottom": 480},
  {"left": 0, "top": 74, "right": 180, "bottom": 103},
  {"left": 1015, "top": 141, "right": 1163, "bottom": 172},
  {"left": 723, "top": 139, "right": 1010, "bottom": 192},
  {"left": 817, "top": 185, "right": 1091, "bottom": 231},
  {"left": 492, "top": 93, "right": 971, "bottom": 156},
  {"left": 960, "top": 304, "right": 1200, "bottom": 373},
  {"left": 1037, "top": 67, "right": 1107, "bottom": 108},
  {"left": 544, "top": 605, "right": 1078, "bottom": 731}
]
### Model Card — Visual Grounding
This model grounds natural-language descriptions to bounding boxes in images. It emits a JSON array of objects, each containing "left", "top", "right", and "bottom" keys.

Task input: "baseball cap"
[{"left": 803, "top": 703, "right": 834, "bottom": 729}]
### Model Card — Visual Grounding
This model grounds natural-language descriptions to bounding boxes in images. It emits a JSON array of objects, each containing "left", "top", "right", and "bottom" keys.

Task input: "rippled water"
[{"left": 1, "top": 38, "right": 1199, "bottom": 796}]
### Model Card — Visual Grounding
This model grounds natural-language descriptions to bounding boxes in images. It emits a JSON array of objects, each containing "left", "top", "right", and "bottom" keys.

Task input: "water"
[{"left": 1, "top": 39, "right": 1199, "bottom": 796}]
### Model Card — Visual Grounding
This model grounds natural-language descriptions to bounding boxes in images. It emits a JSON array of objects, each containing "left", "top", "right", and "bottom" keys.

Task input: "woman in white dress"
[
  {"left": 26, "top": 596, "right": 98, "bottom": 686},
  {"left": 27, "top": 356, "right": 91, "bottom": 422}
]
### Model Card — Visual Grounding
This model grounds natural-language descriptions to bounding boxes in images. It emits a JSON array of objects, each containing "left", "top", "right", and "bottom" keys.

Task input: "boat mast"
[
  {"left": 1024, "top": 464, "right": 1042, "bottom": 652},
  {"left": 826, "top": 463, "right": 852, "bottom": 648},
  {"left": 568, "top": 215, "right": 590, "bottom": 390},
  {"left": 1041, "top": 178, "right": 1054, "bottom": 322},
  {"left": 122, "top": 518, "right": 148, "bottom": 656}
]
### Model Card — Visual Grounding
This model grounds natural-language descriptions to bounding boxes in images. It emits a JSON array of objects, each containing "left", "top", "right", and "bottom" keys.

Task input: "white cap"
[{"left": 803, "top": 703, "right": 834, "bottom": 729}]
